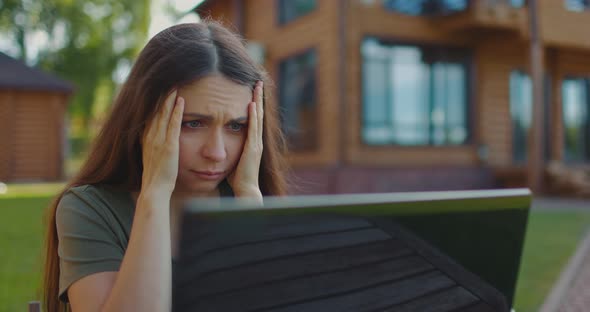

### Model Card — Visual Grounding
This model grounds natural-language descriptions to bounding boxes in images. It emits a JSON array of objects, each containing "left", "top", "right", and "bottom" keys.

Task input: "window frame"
[
  {"left": 561, "top": 76, "right": 590, "bottom": 163},
  {"left": 509, "top": 70, "right": 553, "bottom": 165},
  {"left": 360, "top": 37, "right": 474, "bottom": 148},
  {"left": 276, "top": 0, "right": 318, "bottom": 26},
  {"left": 564, "top": 0, "right": 590, "bottom": 12},
  {"left": 277, "top": 47, "right": 319, "bottom": 152}
]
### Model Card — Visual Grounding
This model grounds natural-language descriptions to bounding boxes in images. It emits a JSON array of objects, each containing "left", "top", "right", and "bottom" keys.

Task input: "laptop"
[{"left": 173, "top": 188, "right": 531, "bottom": 312}]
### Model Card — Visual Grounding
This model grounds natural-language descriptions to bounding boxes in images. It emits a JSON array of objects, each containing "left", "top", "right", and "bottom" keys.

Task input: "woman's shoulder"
[
  {"left": 57, "top": 184, "right": 135, "bottom": 240},
  {"left": 58, "top": 184, "right": 135, "bottom": 222},
  {"left": 62, "top": 184, "right": 122, "bottom": 206}
]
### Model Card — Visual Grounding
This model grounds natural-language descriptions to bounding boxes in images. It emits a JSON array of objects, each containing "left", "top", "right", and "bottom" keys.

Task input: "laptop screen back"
[{"left": 174, "top": 189, "right": 531, "bottom": 312}]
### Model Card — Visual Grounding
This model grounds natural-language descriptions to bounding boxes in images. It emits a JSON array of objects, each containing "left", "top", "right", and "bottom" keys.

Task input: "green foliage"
[{"left": 0, "top": 0, "right": 151, "bottom": 136}]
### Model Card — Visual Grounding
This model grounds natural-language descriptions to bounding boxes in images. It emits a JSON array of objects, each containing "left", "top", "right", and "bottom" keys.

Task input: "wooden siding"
[
  {"left": 539, "top": 0, "right": 590, "bottom": 50},
  {"left": 243, "top": 0, "right": 341, "bottom": 167},
  {"left": 0, "top": 92, "right": 13, "bottom": 180},
  {"left": 436, "top": 2, "right": 527, "bottom": 34},
  {"left": 0, "top": 91, "right": 67, "bottom": 181},
  {"left": 475, "top": 35, "right": 528, "bottom": 167}
]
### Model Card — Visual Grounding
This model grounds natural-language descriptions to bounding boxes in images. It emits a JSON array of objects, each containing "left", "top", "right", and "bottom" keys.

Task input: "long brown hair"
[{"left": 43, "top": 21, "right": 289, "bottom": 312}]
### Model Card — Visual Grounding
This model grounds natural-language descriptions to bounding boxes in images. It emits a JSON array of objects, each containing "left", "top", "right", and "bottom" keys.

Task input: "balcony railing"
[
  {"left": 383, "top": 0, "right": 525, "bottom": 16},
  {"left": 381, "top": 0, "right": 528, "bottom": 33}
]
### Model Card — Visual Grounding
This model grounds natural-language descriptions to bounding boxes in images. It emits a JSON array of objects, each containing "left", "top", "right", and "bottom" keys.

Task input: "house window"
[
  {"left": 361, "top": 38, "right": 470, "bottom": 146},
  {"left": 278, "top": 0, "right": 317, "bottom": 25},
  {"left": 278, "top": 49, "right": 317, "bottom": 151},
  {"left": 383, "top": 0, "right": 526, "bottom": 15},
  {"left": 565, "top": 0, "right": 590, "bottom": 11},
  {"left": 562, "top": 78, "right": 590, "bottom": 162},
  {"left": 383, "top": 0, "right": 468, "bottom": 16},
  {"left": 510, "top": 71, "right": 532, "bottom": 163},
  {"left": 510, "top": 0, "right": 527, "bottom": 7},
  {"left": 510, "top": 70, "right": 553, "bottom": 163}
]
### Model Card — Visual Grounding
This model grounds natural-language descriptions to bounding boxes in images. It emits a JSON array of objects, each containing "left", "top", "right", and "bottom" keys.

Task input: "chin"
[{"left": 175, "top": 179, "right": 219, "bottom": 195}]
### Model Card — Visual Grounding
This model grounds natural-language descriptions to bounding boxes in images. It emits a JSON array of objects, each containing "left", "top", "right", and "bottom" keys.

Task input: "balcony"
[
  {"left": 383, "top": 0, "right": 527, "bottom": 33},
  {"left": 436, "top": 0, "right": 527, "bottom": 33}
]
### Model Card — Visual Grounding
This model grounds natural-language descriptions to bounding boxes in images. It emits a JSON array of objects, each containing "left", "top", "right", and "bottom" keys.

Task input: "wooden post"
[{"left": 528, "top": 0, "right": 545, "bottom": 193}]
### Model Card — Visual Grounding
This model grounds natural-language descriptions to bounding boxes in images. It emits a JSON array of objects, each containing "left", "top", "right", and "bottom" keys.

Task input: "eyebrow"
[{"left": 183, "top": 113, "right": 248, "bottom": 123}]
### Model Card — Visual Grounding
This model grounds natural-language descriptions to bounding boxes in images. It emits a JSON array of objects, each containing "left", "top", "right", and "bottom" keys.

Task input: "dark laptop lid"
[{"left": 174, "top": 189, "right": 531, "bottom": 312}]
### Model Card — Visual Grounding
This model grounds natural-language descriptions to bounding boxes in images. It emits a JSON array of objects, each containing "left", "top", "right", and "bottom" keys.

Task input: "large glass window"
[
  {"left": 361, "top": 38, "right": 470, "bottom": 146},
  {"left": 510, "top": 71, "right": 532, "bottom": 163},
  {"left": 510, "top": 0, "right": 527, "bottom": 8},
  {"left": 278, "top": 49, "right": 317, "bottom": 151},
  {"left": 509, "top": 70, "right": 553, "bottom": 164},
  {"left": 565, "top": 0, "right": 590, "bottom": 12},
  {"left": 278, "top": 0, "right": 317, "bottom": 25},
  {"left": 383, "top": 0, "right": 468, "bottom": 16},
  {"left": 562, "top": 78, "right": 590, "bottom": 162}
]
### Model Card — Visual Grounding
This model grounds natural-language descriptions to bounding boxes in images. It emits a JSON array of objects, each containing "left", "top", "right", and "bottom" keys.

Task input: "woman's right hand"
[{"left": 140, "top": 90, "right": 185, "bottom": 198}]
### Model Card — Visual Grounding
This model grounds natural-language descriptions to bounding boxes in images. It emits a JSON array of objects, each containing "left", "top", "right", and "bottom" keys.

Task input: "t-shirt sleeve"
[{"left": 56, "top": 188, "right": 125, "bottom": 302}]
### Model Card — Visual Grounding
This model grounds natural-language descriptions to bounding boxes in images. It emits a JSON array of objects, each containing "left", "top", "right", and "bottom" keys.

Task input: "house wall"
[
  {"left": 474, "top": 34, "right": 528, "bottom": 167},
  {"left": 0, "top": 91, "right": 12, "bottom": 180},
  {"left": 0, "top": 91, "right": 67, "bottom": 181},
  {"left": 539, "top": 0, "right": 590, "bottom": 50},
  {"left": 195, "top": 0, "right": 590, "bottom": 193},
  {"left": 243, "top": 0, "right": 342, "bottom": 168}
]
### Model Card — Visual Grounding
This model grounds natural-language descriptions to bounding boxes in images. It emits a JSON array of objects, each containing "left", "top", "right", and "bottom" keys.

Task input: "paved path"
[
  {"left": 558, "top": 249, "right": 590, "bottom": 312},
  {"left": 533, "top": 197, "right": 590, "bottom": 312},
  {"left": 533, "top": 197, "right": 590, "bottom": 211}
]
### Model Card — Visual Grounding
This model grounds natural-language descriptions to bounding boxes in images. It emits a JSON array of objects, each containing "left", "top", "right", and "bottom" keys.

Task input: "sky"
[{"left": 148, "top": 0, "right": 203, "bottom": 39}]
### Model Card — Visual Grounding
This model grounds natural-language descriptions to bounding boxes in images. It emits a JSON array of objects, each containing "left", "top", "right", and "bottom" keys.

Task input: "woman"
[{"left": 42, "top": 21, "right": 289, "bottom": 312}]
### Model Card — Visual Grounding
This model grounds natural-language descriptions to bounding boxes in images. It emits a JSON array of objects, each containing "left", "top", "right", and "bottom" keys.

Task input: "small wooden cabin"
[
  {"left": 0, "top": 52, "right": 72, "bottom": 182},
  {"left": 193, "top": 0, "right": 590, "bottom": 195}
]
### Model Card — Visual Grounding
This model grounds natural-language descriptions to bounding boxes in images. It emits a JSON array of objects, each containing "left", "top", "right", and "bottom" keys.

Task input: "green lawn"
[
  {"left": 513, "top": 210, "right": 590, "bottom": 312},
  {"left": 0, "top": 183, "right": 65, "bottom": 198},
  {"left": 0, "top": 186, "right": 588, "bottom": 311},
  {"left": 0, "top": 196, "right": 53, "bottom": 312}
]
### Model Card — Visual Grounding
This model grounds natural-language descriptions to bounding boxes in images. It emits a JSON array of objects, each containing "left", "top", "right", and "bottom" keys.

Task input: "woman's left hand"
[{"left": 227, "top": 81, "right": 264, "bottom": 203}]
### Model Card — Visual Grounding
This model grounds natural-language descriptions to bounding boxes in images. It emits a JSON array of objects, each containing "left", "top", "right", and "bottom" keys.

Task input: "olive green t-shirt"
[{"left": 55, "top": 182, "right": 233, "bottom": 302}]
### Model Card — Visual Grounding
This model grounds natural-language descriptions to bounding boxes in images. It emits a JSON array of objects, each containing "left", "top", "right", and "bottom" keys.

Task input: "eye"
[
  {"left": 183, "top": 120, "right": 202, "bottom": 129},
  {"left": 228, "top": 122, "right": 246, "bottom": 132}
]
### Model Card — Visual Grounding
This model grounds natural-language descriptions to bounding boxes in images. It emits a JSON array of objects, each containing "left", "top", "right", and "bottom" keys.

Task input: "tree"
[{"left": 0, "top": 0, "right": 151, "bottom": 139}]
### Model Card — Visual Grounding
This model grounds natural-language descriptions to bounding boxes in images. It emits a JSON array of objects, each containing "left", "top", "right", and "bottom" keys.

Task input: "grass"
[
  {"left": 0, "top": 184, "right": 588, "bottom": 311},
  {"left": 0, "top": 183, "right": 65, "bottom": 198},
  {"left": 0, "top": 196, "right": 53, "bottom": 312},
  {"left": 513, "top": 211, "right": 590, "bottom": 312}
]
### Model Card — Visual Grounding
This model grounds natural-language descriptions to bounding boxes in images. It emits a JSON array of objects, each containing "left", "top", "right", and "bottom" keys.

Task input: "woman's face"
[{"left": 175, "top": 74, "right": 252, "bottom": 196}]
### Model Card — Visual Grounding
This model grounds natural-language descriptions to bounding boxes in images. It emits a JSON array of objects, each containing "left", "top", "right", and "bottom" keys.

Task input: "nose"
[{"left": 201, "top": 129, "right": 227, "bottom": 162}]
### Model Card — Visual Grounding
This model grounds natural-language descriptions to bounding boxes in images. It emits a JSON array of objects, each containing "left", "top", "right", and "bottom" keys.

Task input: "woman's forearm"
[{"left": 101, "top": 193, "right": 172, "bottom": 312}]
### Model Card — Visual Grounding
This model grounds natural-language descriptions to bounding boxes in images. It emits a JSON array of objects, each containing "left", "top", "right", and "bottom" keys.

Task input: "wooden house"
[
  {"left": 0, "top": 52, "right": 72, "bottom": 182},
  {"left": 193, "top": 0, "right": 590, "bottom": 195}
]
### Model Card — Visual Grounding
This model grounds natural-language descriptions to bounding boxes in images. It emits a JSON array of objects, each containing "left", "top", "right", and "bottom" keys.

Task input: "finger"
[
  {"left": 143, "top": 118, "right": 157, "bottom": 147},
  {"left": 246, "top": 101, "right": 257, "bottom": 148},
  {"left": 167, "top": 96, "right": 185, "bottom": 142},
  {"left": 256, "top": 82, "right": 264, "bottom": 141},
  {"left": 157, "top": 89, "right": 178, "bottom": 140}
]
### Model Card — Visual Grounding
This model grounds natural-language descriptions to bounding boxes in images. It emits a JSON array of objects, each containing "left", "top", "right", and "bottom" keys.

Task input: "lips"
[{"left": 190, "top": 170, "right": 225, "bottom": 181}]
